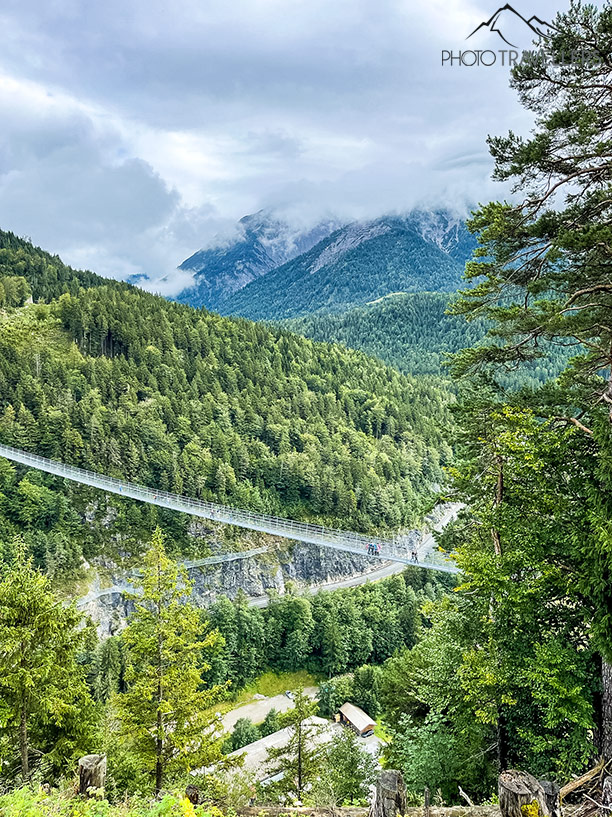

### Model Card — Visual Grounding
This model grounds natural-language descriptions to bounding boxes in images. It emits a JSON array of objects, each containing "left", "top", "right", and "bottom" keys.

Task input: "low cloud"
[{"left": 0, "top": 0, "right": 570, "bottom": 294}]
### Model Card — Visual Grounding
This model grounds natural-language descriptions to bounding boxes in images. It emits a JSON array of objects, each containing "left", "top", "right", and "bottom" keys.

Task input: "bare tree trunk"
[
  {"left": 602, "top": 369, "right": 612, "bottom": 762},
  {"left": 369, "top": 771, "right": 407, "bottom": 817},
  {"left": 497, "top": 712, "right": 508, "bottom": 772},
  {"left": 491, "top": 455, "right": 504, "bottom": 557},
  {"left": 601, "top": 660, "right": 612, "bottom": 761},
  {"left": 155, "top": 702, "right": 163, "bottom": 795},
  {"left": 297, "top": 719, "right": 302, "bottom": 796},
  {"left": 19, "top": 704, "right": 29, "bottom": 783}
]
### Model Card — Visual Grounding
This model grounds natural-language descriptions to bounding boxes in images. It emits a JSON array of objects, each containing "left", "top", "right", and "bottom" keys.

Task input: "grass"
[
  {"left": 236, "top": 670, "right": 318, "bottom": 701},
  {"left": 207, "top": 670, "right": 320, "bottom": 720},
  {"left": 0, "top": 787, "right": 224, "bottom": 815}
]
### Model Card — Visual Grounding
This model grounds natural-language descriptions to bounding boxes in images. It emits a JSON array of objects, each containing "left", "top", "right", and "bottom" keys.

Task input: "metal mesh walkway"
[{"left": 0, "top": 444, "right": 458, "bottom": 573}]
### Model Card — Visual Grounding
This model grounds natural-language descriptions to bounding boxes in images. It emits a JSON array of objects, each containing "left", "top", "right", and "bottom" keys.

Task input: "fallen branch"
[
  {"left": 560, "top": 758, "right": 605, "bottom": 800},
  {"left": 583, "top": 793, "right": 612, "bottom": 812},
  {"left": 458, "top": 787, "right": 475, "bottom": 808}
]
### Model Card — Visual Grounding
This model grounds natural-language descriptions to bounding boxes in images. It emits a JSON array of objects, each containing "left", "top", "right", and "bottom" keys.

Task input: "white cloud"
[{"left": 0, "top": 0, "right": 583, "bottom": 294}]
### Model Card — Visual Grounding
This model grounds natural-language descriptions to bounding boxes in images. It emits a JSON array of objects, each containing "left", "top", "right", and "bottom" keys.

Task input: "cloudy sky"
[{"left": 0, "top": 0, "right": 576, "bottom": 294}]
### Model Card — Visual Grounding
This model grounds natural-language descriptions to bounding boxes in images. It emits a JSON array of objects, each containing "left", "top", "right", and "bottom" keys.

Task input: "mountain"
[
  {"left": 219, "top": 211, "right": 476, "bottom": 321},
  {"left": 176, "top": 211, "right": 339, "bottom": 310},
  {"left": 402, "top": 209, "right": 477, "bottom": 264}
]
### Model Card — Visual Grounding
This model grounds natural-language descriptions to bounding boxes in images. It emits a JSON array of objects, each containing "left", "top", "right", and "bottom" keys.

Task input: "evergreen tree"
[
  {"left": 93, "top": 636, "right": 125, "bottom": 703},
  {"left": 228, "top": 718, "right": 260, "bottom": 752},
  {"left": 0, "top": 537, "right": 95, "bottom": 783},
  {"left": 260, "top": 708, "right": 281, "bottom": 737},
  {"left": 115, "top": 528, "right": 226, "bottom": 793},
  {"left": 450, "top": 0, "right": 612, "bottom": 761},
  {"left": 314, "top": 728, "right": 377, "bottom": 806},
  {"left": 265, "top": 689, "right": 321, "bottom": 798}
]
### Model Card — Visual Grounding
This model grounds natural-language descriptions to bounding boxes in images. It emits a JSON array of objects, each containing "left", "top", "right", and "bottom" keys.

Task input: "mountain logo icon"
[{"left": 467, "top": 4, "right": 556, "bottom": 48}]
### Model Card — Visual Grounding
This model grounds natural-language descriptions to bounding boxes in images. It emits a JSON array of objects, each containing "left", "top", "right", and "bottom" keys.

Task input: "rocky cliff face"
[{"left": 79, "top": 529, "right": 421, "bottom": 638}]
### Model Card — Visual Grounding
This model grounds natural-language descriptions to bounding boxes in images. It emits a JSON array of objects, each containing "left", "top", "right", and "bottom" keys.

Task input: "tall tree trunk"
[
  {"left": 497, "top": 711, "right": 508, "bottom": 772},
  {"left": 19, "top": 704, "right": 29, "bottom": 783},
  {"left": 491, "top": 455, "right": 504, "bottom": 557},
  {"left": 297, "top": 720, "right": 302, "bottom": 796},
  {"left": 155, "top": 558, "right": 164, "bottom": 795},
  {"left": 601, "top": 660, "right": 612, "bottom": 761},
  {"left": 602, "top": 371, "right": 612, "bottom": 761},
  {"left": 155, "top": 702, "right": 163, "bottom": 795}
]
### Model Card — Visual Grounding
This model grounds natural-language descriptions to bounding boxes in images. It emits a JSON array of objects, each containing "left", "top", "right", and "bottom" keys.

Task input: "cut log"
[
  {"left": 78, "top": 754, "right": 107, "bottom": 797},
  {"left": 369, "top": 770, "right": 407, "bottom": 817},
  {"left": 499, "top": 770, "right": 556, "bottom": 817}
]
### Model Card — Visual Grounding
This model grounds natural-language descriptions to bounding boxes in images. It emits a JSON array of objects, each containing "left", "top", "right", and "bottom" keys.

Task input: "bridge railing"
[{"left": 0, "top": 444, "right": 458, "bottom": 573}]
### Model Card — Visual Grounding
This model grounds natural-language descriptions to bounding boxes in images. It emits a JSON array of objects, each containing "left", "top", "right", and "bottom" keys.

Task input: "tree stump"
[
  {"left": 499, "top": 770, "right": 558, "bottom": 817},
  {"left": 185, "top": 785, "right": 200, "bottom": 806},
  {"left": 539, "top": 780, "right": 560, "bottom": 817},
  {"left": 369, "top": 770, "right": 407, "bottom": 817},
  {"left": 78, "top": 754, "right": 106, "bottom": 797}
]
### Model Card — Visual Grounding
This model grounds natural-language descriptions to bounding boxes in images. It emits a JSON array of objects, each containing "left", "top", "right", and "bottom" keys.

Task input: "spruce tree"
[
  {"left": 115, "top": 527, "right": 227, "bottom": 793},
  {"left": 0, "top": 537, "right": 95, "bottom": 783},
  {"left": 265, "top": 688, "right": 322, "bottom": 798}
]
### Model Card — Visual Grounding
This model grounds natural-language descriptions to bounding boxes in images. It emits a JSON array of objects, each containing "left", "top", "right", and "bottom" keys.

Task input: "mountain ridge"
[
  {"left": 217, "top": 211, "right": 476, "bottom": 321},
  {"left": 176, "top": 211, "right": 339, "bottom": 310}
]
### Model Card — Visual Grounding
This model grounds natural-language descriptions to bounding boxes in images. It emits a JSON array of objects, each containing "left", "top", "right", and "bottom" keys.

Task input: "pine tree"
[
  {"left": 450, "top": 1, "right": 612, "bottom": 760},
  {"left": 115, "top": 528, "right": 227, "bottom": 793}
]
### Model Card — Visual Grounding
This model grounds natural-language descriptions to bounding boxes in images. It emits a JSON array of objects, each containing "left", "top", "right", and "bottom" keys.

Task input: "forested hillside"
[
  {"left": 284, "top": 292, "right": 569, "bottom": 385},
  {"left": 0, "top": 230, "right": 454, "bottom": 577},
  {"left": 285, "top": 293, "right": 484, "bottom": 376}
]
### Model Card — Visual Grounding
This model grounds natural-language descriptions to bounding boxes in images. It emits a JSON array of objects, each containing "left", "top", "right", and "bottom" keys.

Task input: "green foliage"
[
  {"left": 222, "top": 717, "right": 260, "bottom": 753},
  {"left": 317, "top": 665, "right": 381, "bottom": 718},
  {"left": 265, "top": 688, "right": 321, "bottom": 797},
  {"left": 259, "top": 708, "right": 281, "bottom": 737},
  {"left": 113, "top": 529, "right": 227, "bottom": 793},
  {"left": 309, "top": 727, "right": 377, "bottom": 806},
  {"left": 0, "top": 538, "right": 96, "bottom": 784},
  {"left": 0, "top": 229, "right": 456, "bottom": 580},
  {"left": 92, "top": 637, "right": 126, "bottom": 703},
  {"left": 284, "top": 291, "right": 569, "bottom": 387},
  {"left": 378, "top": 1, "right": 612, "bottom": 795},
  {"left": 206, "top": 569, "right": 452, "bottom": 691},
  {"left": 0, "top": 786, "right": 229, "bottom": 815},
  {"left": 285, "top": 293, "right": 485, "bottom": 378},
  {"left": 380, "top": 594, "right": 497, "bottom": 801},
  {"left": 0, "top": 276, "right": 31, "bottom": 308},
  {"left": 382, "top": 408, "right": 599, "bottom": 799}
]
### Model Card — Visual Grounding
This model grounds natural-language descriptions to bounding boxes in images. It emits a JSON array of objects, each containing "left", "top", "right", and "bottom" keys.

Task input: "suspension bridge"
[{"left": 0, "top": 443, "right": 459, "bottom": 575}]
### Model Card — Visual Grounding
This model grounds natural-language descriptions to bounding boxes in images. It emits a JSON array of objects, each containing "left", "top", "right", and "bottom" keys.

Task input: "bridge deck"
[{"left": 0, "top": 444, "right": 458, "bottom": 574}]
